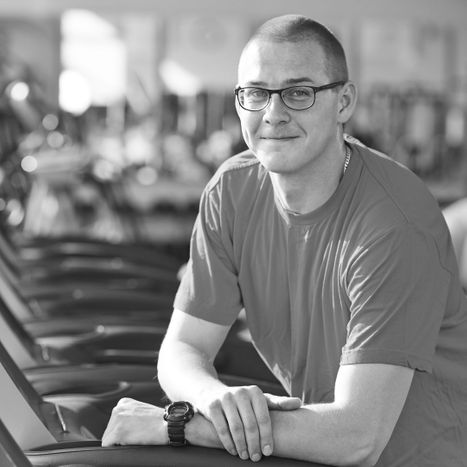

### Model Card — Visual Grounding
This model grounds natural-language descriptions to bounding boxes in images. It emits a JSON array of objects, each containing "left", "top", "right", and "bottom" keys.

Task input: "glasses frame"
[{"left": 234, "top": 81, "right": 347, "bottom": 112}]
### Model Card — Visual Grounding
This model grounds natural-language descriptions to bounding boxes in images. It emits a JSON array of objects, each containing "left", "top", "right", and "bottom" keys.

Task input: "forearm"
[
  {"left": 270, "top": 403, "right": 376, "bottom": 466},
  {"left": 157, "top": 338, "right": 227, "bottom": 405},
  {"left": 266, "top": 363, "right": 412, "bottom": 466},
  {"left": 186, "top": 403, "right": 377, "bottom": 467}
]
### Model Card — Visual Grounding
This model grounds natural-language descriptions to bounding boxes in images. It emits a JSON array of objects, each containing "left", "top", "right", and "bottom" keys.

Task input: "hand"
[
  {"left": 197, "top": 385, "right": 301, "bottom": 462},
  {"left": 101, "top": 398, "right": 168, "bottom": 447}
]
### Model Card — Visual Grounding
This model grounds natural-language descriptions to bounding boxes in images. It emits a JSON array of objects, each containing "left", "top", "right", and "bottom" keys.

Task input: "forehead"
[{"left": 238, "top": 38, "right": 327, "bottom": 86}]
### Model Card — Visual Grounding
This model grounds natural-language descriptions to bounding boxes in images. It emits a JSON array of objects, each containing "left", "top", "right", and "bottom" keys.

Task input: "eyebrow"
[{"left": 244, "top": 77, "right": 316, "bottom": 87}]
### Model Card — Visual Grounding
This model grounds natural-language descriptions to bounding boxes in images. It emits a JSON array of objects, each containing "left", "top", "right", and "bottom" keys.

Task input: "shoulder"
[
  {"left": 203, "top": 150, "right": 264, "bottom": 195},
  {"left": 194, "top": 150, "right": 270, "bottom": 248},
  {"left": 350, "top": 136, "right": 431, "bottom": 197},
  {"left": 344, "top": 136, "right": 450, "bottom": 255},
  {"left": 348, "top": 136, "right": 441, "bottom": 224},
  {"left": 200, "top": 150, "right": 270, "bottom": 216},
  {"left": 347, "top": 135, "right": 421, "bottom": 186}
]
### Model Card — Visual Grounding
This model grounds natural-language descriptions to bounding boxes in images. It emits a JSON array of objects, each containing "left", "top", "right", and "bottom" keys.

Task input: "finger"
[
  {"left": 249, "top": 388, "right": 274, "bottom": 459},
  {"left": 221, "top": 394, "right": 250, "bottom": 459},
  {"left": 264, "top": 394, "right": 302, "bottom": 410},
  {"left": 236, "top": 387, "right": 265, "bottom": 461},
  {"left": 207, "top": 399, "right": 239, "bottom": 457}
]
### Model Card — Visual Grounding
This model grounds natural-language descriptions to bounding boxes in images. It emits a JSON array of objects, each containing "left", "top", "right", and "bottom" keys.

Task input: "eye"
[
  {"left": 243, "top": 88, "right": 268, "bottom": 100},
  {"left": 284, "top": 87, "right": 313, "bottom": 100}
]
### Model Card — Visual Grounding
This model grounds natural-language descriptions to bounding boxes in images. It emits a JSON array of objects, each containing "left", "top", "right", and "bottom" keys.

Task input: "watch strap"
[
  {"left": 167, "top": 420, "right": 188, "bottom": 446},
  {"left": 164, "top": 401, "right": 194, "bottom": 447}
]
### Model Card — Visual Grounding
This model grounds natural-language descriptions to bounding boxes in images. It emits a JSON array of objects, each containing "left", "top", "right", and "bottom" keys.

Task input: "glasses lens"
[
  {"left": 238, "top": 88, "right": 269, "bottom": 110},
  {"left": 282, "top": 87, "right": 315, "bottom": 110}
]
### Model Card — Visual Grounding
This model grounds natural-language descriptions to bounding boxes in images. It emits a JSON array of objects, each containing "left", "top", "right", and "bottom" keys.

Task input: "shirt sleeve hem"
[
  {"left": 340, "top": 348, "right": 432, "bottom": 372},
  {"left": 173, "top": 298, "right": 240, "bottom": 327}
]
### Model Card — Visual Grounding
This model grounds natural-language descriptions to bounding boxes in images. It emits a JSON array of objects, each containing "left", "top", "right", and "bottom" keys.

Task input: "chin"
[
  {"left": 254, "top": 149, "right": 286, "bottom": 171},
  {"left": 260, "top": 162, "right": 296, "bottom": 175},
  {"left": 257, "top": 153, "right": 304, "bottom": 176}
]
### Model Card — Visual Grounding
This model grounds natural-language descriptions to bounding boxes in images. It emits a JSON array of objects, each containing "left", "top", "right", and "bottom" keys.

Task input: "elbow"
[
  {"left": 342, "top": 432, "right": 385, "bottom": 467},
  {"left": 348, "top": 449, "right": 380, "bottom": 467},
  {"left": 355, "top": 451, "right": 382, "bottom": 467}
]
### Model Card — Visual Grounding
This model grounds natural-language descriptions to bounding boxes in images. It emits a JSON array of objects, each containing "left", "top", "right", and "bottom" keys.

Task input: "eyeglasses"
[{"left": 234, "top": 81, "right": 346, "bottom": 112}]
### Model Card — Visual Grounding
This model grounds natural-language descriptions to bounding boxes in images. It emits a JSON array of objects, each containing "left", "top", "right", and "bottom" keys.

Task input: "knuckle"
[
  {"left": 248, "top": 385, "right": 261, "bottom": 394},
  {"left": 234, "top": 386, "right": 245, "bottom": 395},
  {"left": 216, "top": 424, "right": 230, "bottom": 437},
  {"left": 207, "top": 399, "right": 222, "bottom": 412},
  {"left": 111, "top": 406, "right": 122, "bottom": 417},
  {"left": 221, "top": 392, "right": 234, "bottom": 404},
  {"left": 256, "top": 413, "right": 271, "bottom": 426},
  {"left": 235, "top": 387, "right": 249, "bottom": 401},
  {"left": 229, "top": 422, "right": 244, "bottom": 435},
  {"left": 258, "top": 417, "right": 271, "bottom": 430},
  {"left": 244, "top": 421, "right": 258, "bottom": 434}
]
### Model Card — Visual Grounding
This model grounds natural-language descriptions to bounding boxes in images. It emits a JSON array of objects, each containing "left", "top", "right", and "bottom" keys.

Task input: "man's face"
[{"left": 236, "top": 39, "right": 343, "bottom": 176}]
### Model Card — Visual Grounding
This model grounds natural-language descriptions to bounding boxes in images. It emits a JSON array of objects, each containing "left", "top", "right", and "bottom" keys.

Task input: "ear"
[
  {"left": 235, "top": 98, "right": 242, "bottom": 118},
  {"left": 337, "top": 81, "right": 357, "bottom": 124}
]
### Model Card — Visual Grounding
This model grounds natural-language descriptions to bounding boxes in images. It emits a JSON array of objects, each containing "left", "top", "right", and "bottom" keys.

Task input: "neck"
[{"left": 270, "top": 143, "right": 350, "bottom": 214}]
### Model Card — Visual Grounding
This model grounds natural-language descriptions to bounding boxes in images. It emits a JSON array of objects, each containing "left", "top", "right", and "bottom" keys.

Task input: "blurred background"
[
  {"left": 0, "top": 0, "right": 466, "bottom": 252},
  {"left": 2, "top": 3, "right": 467, "bottom": 460}
]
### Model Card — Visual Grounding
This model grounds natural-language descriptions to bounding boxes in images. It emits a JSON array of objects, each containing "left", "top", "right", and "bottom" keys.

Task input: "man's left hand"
[{"left": 101, "top": 398, "right": 168, "bottom": 447}]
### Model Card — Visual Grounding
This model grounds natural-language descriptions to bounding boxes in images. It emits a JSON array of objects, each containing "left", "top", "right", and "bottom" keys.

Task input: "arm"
[
  {"left": 157, "top": 308, "right": 300, "bottom": 462},
  {"left": 188, "top": 361, "right": 414, "bottom": 466},
  {"left": 266, "top": 363, "right": 413, "bottom": 466},
  {"left": 102, "top": 362, "right": 413, "bottom": 466},
  {"left": 158, "top": 310, "right": 414, "bottom": 466},
  {"left": 157, "top": 308, "right": 231, "bottom": 405}
]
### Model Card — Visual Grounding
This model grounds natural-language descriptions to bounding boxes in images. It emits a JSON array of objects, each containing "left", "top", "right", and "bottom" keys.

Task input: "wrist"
[
  {"left": 163, "top": 401, "right": 194, "bottom": 447},
  {"left": 185, "top": 413, "right": 222, "bottom": 449}
]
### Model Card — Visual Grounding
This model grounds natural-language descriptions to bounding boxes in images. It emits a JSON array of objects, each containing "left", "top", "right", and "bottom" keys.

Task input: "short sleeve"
[
  {"left": 340, "top": 224, "right": 450, "bottom": 372},
  {"left": 173, "top": 185, "right": 242, "bottom": 325}
]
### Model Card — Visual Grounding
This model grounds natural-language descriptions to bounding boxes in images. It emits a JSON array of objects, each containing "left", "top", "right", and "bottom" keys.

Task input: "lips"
[{"left": 260, "top": 136, "right": 298, "bottom": 140}]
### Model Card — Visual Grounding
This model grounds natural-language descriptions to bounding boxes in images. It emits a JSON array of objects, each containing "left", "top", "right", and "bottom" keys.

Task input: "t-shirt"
[{"left": 174, "top": 137, "right": 467, "bottom": 465}]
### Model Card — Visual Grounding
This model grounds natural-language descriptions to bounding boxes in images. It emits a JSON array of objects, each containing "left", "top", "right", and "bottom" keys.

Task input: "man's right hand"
[{"left": 197, "top": 384, "right": 301, "bottom": 462}]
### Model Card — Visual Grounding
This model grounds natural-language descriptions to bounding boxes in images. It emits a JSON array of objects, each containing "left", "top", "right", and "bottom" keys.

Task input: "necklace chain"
[{"left": 343, "top": 145, "right": 351, "bottom": 174}]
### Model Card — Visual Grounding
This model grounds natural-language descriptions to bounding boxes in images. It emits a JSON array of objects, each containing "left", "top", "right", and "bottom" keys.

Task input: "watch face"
[
  {"left": 172, "top": 405, "right": 188, "bottom": 416},
  {"left": 165, "top": 401, "right": 194, "bottom": 422}
]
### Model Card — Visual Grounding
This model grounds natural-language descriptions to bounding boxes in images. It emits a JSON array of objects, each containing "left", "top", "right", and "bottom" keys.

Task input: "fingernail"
[
  {"left": 262, "top": 444, "right": 272, "bottom": 456},
  {"left": 251, "top": 453, "right": 261, "bottom": 462},
  {"left": 228, "top": 449, "right": 237, "bottom": 456},
  {"left": 240, "top": 451, "right": 249, "bottom": 460}
]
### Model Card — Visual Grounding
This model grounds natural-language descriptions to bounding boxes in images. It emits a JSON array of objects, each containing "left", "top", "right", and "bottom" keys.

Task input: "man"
[{"left": 102, "top": 15, "right": 467, "bottom": 466}]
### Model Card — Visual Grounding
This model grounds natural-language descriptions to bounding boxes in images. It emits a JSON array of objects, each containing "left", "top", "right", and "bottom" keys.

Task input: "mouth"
[{"left": 259, "top": 136, "right": 298, "bottom": 141}]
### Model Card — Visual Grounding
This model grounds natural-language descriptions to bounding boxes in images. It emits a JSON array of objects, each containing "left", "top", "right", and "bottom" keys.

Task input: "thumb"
[{"left": 264, "top": 393, "right": 302, "bottom": 411}]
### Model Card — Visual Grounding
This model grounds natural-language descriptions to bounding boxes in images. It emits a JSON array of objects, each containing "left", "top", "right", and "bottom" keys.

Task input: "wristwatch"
[{"left": 163, "top": 401, "right": 194, "bottom": 446}]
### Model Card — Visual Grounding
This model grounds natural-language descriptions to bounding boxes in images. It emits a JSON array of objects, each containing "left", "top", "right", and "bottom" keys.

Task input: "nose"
[{"left": 262, "top": 93, "right": 290, "bottom": 125}]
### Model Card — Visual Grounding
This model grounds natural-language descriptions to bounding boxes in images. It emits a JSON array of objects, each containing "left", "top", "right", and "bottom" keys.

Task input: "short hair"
[{"left": 244, "top": 14, "right": 348, "bottom": 82}]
